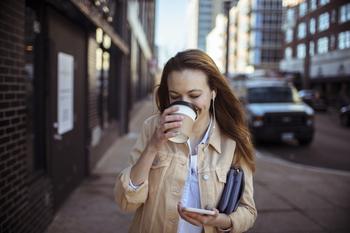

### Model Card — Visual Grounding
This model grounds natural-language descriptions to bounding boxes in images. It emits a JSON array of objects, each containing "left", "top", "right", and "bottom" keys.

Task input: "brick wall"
[
  {"left": 0, "top": 0, "right": 53, "bottom": 232},
  {"left": 0, "top": 0, "right": 28, "bottom": 231}
]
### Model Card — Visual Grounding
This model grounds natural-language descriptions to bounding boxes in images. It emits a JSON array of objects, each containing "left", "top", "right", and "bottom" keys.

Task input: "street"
[
  {"left": 256, "top": 111, "right": 350, "bottom": 171},
  {"left": 45, "top": 99, "right": 350, "bottom": 233}
]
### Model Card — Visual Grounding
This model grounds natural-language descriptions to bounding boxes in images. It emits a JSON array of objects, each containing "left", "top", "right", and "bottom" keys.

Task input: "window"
[
  {"left": 285, "top": 28, "right": 293, "bottom": 42},
  {"left": 298, "top": 22, "right": 306, "bottom": 39},
  {"left": 309, "top": 41, "right": 315, "bottom": 56},
  {"left": 262, "top": 13, "right": 282, "bottom": 26},
  {"left": 309, "top": 0, "right": 317, "bottom": 11},
  {"left": 250, "top": 49, "right": 261, "bottom": 65},
  {"left": 299, "top": 2, "right": 307, "bottom": 17},
  {"left": 261, "top": 49, "right": 282, "bottom": 62},
  {"left": 287, "top": 9, "right": 294, "bottom": 23},
  {"left": 317, "top": 37, "right": 329, "bottom": 54},
  {"left": 250, "top": 31, "right": 262, "bottom": 47},
  {"left": 285, "top": 47, "right": 292, "bottom": 59},
  {"left": 262, "top": 31, "right": 282, "bottom": 44},
  {"left": 309, "top": 18, "right": 316, "bottom": 34},
  {"left": 319, "top": 0, "right": 329, "bottom": 6},
  {"left": 251, "top": 12, "right": 263, "bottom": 28},
  {"left": 297, "top": 43, "right": 306, "bottom": 58},
  {"left": 318, "top": 12, "right": 329, "bottom": 31},
  {"left": 338, "top": 31, "right": 350, "bottom": 49},
  {"left": 339, "top": 3, "right": 350, "bottom": 23},
  {"left": 25, "top": 5, "right": 46, "bottom": 172}
]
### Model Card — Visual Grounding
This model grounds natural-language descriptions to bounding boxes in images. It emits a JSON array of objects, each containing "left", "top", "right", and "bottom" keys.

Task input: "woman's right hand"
[{"left": 149, "top": 106, "right": 184, "bottom": 149}]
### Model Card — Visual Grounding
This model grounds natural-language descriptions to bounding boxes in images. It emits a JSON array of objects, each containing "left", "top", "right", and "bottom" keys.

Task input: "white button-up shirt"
[{"left": 177, "top": 118, "right": 212, "bottom": 233}]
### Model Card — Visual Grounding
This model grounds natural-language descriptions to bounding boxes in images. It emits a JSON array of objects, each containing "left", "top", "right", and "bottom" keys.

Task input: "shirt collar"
[{"left": 187, "top": 116, "right": 222, "bottom": 154}]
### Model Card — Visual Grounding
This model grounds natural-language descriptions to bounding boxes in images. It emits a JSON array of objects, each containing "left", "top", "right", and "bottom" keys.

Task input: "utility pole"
[{"left": 224, "top": 0, "right": 231, "bottom": 77}]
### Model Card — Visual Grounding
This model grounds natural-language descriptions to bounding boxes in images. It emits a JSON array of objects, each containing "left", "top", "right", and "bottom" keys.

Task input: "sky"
[{"left": 155, "top": 0, "right": 188, "bottom": 67}]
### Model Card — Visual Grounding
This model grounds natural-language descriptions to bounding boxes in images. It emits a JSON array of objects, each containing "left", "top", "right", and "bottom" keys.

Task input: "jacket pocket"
[{"left": 151, "top": 151, "right": 172, "bottom": 169}]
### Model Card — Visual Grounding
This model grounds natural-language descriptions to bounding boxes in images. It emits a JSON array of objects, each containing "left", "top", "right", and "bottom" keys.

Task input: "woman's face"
[{"left": 167, "top": 69, "right": 212, "bottom": 123}]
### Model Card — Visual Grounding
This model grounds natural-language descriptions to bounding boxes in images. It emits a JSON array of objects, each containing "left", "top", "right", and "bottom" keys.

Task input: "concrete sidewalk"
[{"left": 46, "top": 97, "right": 350, "bottom": 233}]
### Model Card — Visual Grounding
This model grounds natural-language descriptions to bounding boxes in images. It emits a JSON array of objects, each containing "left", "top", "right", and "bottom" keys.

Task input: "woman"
[{"left": 114, "top": 49, "right": 257, "bottom": 233}]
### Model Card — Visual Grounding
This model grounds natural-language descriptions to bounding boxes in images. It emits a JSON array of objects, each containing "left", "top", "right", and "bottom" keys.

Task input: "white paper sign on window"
[{"left": 57, "top": 52, "right": 74, "bottom": 135}]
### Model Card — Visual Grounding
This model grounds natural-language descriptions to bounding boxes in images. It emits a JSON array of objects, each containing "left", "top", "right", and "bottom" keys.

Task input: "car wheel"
[
  {"left": 340, "top": 115, "right": 350, "bottom": 127},
  {"left": 298, "top": 137, "right": 313, "bottom": 146}
]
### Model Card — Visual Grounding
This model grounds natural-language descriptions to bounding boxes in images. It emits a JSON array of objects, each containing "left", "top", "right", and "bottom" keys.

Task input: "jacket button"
[{"left": 203, "top": 174, "right": 209, "bottom": 180}]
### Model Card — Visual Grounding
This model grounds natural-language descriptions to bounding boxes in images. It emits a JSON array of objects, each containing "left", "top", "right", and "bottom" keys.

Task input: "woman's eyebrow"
[{"left": 169, "top": 89, "right": 202, "bottom": 94}]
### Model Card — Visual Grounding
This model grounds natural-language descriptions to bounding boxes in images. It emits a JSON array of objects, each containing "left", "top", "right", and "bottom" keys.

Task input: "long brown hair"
[{"left": 156, "top": 49, "right": 255, "bottom": 172}]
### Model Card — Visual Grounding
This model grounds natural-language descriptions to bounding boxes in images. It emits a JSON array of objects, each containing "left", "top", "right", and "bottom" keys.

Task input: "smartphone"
[{"left": 182, "top": 207, "right": 216, "bottom": 216}]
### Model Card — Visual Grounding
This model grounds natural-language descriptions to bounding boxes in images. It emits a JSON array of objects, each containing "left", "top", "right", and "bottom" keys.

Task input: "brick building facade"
[
  {"left": 280, "top": 0, "right": 350, "bottom": 107},
  {"left": 0, "top": 0, "right": 155, "bottom": 232}
]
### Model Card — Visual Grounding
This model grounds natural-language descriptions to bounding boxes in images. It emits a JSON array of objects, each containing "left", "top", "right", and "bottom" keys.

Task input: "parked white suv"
[{"left": 239, "top": 79, "right": 315, "bottom": 145}]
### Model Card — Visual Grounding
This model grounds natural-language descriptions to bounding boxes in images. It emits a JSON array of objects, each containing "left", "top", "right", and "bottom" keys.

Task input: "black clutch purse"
[{"left": 217, "top": 167, "right": 245, "bottom": 214}]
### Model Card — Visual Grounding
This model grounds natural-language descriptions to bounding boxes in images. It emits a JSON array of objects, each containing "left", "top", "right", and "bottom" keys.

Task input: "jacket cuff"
[
  {"left": 228, "top": 207, "right": 257, "bottom": 233},
  {"left": 119, "top": 166, "right": 148, "bottom": 203}
]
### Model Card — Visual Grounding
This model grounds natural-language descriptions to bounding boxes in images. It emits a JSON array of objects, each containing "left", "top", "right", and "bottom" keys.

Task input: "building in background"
[
  {"left": 280, "top": 0, "right": 350, "bottom": 107},
  {"left": 228, "top": 5, "right": 239, "bottom": 74},
  {"left": 0, "top": 0, "right": 155, "bottom": 232},
  {"left": 228, "top": 0, "right": 283, "bottom": 75},
  {"left": 206, "top": 14, "right": 227, "bottom": 72},
  {"left": 186, "top": 0, "right": 199, "bottom": 48},
  {"left": 186, "top": 0, "right": 225, "bottom": 51}
]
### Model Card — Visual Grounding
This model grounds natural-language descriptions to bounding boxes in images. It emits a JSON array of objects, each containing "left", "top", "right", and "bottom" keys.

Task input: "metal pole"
[{"left": 224, "top": 0, "right": 231, "bottom": 77}]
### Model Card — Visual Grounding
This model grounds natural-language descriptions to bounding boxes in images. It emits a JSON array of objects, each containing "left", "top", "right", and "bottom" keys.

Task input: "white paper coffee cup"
[{"left": 168, "top": 101, "right": 197, "bottom": 143}]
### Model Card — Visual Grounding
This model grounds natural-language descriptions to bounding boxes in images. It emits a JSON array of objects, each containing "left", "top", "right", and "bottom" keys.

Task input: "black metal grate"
[{"left": 264, "top": 112, "right": 307, "bottom": 126}]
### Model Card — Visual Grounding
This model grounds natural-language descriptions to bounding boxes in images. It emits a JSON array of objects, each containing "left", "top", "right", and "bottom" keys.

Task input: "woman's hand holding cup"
[{"left": 150, "top": 106, "right": 184, "bottom": 149}]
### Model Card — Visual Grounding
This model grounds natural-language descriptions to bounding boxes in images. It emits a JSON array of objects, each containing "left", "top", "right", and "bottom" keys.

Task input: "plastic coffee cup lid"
[{"left": 169, "top": 101, "right": 197, "bottom": 120}]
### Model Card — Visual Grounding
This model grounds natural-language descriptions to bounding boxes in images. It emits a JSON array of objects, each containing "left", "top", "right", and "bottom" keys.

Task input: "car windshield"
[{"left": 248, "top": 86, "right": 295, "bottom": 103}]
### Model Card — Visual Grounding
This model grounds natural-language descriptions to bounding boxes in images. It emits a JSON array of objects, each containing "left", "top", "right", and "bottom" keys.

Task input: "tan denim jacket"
[{"left": 114, "top": 115, "right": 257, "bottom": 233}]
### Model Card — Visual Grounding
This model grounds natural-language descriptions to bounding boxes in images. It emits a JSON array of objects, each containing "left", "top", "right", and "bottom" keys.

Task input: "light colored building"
[
  {"left": 228, "top": 6, "right": 239, "bottom": 74},
  {"left": 186, "top": 0, "right": 199, "bottom": 49},
  {"left": 229, "top": 0, "right": 283, "bottom": 74},
  {"left": 206, "top": 14, "right": 227, "bottom": 73}
]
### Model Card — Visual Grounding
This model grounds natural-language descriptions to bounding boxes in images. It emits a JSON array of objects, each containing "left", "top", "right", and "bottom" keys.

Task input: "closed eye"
[
  {"left": 170, "top": 95, "right": 180, "bottom": 100},
  {"left": 190, "top": 95, "right": 200, "bottom": 99}
]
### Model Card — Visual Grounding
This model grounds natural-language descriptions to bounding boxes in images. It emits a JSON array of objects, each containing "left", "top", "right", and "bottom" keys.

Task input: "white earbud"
[{"left": 212, "top": 91, "right": 216, "bottom": 100}]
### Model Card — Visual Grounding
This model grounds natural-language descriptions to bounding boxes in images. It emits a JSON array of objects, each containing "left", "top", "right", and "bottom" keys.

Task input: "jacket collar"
[{"left": 207, "top": 118, "right": 222, "bottom": 154}]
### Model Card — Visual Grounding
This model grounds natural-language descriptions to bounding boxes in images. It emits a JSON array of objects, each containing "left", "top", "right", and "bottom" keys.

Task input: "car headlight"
[
  {"left": 252, "top": 115, "right": 264, "bottom": 127},
  {"left": 306, "top": 114, "right": 314, "bottom": 126}
]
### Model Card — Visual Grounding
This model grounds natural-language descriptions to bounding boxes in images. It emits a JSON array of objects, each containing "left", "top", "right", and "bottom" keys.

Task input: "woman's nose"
[{"left": 181, "top": 96, "right": 190, "bottom": 102}]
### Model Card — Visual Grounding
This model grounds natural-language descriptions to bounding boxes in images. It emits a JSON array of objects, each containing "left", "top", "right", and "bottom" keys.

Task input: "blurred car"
[
  {"left": 242, "top": 80, "right": 314, "bottom": 145},
  {"left": 298, "top": 89, "right": 327, "bottom": 111},
  {"left": 340, "top": 105, "right": 350, "bottom": 127}
]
